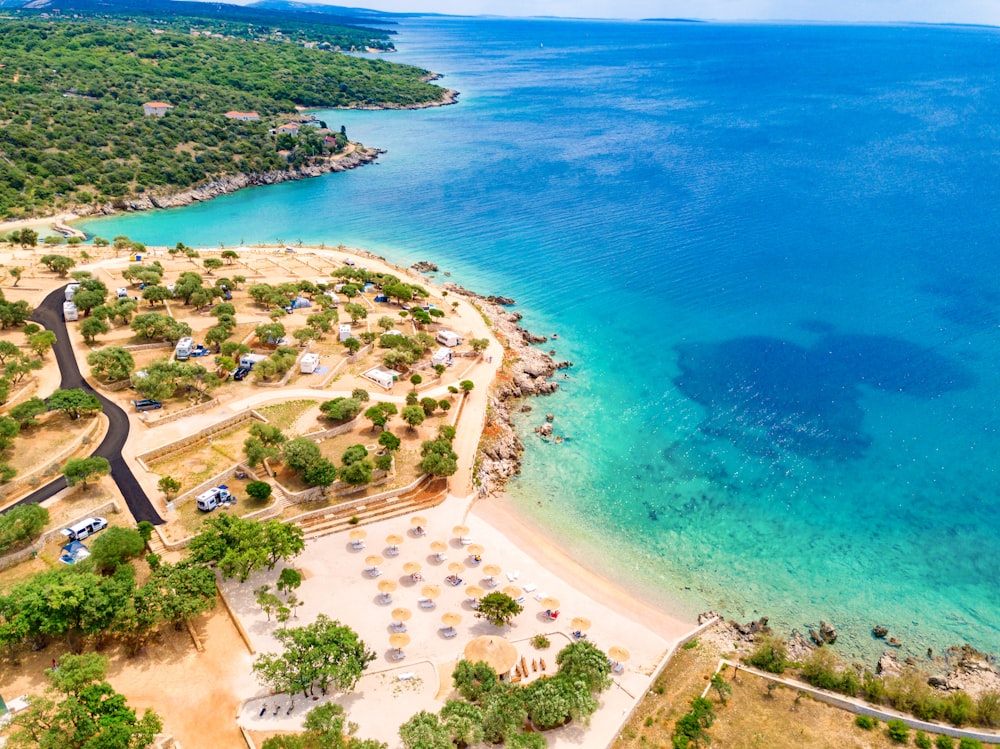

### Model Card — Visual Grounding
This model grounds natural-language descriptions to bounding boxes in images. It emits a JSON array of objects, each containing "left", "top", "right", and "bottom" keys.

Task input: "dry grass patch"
[
  {"left": 6, "top": 412, "right": 99, "bottom": 479},
  {"left": 255, "top": 399, "right": 317, "bottom": 432},
  {"left": 147, "top": 424, "right": 252, "bottom": 493}
]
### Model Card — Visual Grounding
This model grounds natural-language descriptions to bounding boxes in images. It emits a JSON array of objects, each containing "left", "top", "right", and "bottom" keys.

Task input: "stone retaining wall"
[
  {"left": 286, "top": 473, "right": 428, "bottom": 525},
  {"left": 136, "top": 409, "right": 265, "bottom": 469},
  {"left": 141, "top": 396, "right": 220, "bottom": 429}
]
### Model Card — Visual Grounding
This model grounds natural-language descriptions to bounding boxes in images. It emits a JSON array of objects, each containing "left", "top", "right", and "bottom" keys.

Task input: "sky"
[{"left": 237, "top": 0, "right": 1000, "bottom": 25}]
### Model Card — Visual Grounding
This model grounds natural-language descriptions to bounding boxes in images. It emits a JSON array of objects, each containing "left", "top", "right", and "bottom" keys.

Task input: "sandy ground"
[{"left": 226, "top": 495, "right": 696, "bottom": 749}]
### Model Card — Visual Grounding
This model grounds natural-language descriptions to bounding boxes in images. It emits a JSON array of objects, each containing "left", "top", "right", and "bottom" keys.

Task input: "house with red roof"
[
  {"left": 142, "top": 101, "right": 174, "bottom": 117},
  {"left": 225, "top": 111, "right": 260, "bottom": 121}
]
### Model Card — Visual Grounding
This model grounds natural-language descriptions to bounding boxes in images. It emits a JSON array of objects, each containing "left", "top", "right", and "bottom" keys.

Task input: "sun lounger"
[
  {"left": 397, "top": 672, "right": 415, "bottom": 681},
  {"left": 540, "top": 658, "right": 546, "bottom": 671},
  {"left": 418, "top": 597, "right": 435, "bottom": 609},
  {"left": 391, "top": 650, "right": 406, "bottom": 661},
  {"left": 506, "top": 570, "right": 520, "bottom": 582},
  {"left": 515, "top": 596, "right": 526, "bottom": 604},
  {"left": 391, "top": 622, "right": 407, "bottom": 633},
  {"left": 484, "top": 578, "right": 498, "bottom": 588},
  {"left": 368, "top": 568, "right": 383, "bottom": 578},
  {"left": 613, "top": 662, "right": 624, "bottom": 674},
  {"left": 522, "top": 583, "right": 538, "bottom": 593},
  {"left": 385, "top": 547, "right": 400, "bottom": 557}
]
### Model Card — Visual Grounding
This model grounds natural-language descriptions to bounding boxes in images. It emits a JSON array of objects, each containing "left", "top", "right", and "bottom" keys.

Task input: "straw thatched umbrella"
[
  {"left": 391, "top": 607, "right": 412, "bottom": 624},
  {"left": 421, "top": 584, "right": 441, "bottom": 600},
  {"left": 608, "top": 646, "right": 630, "bottom": 663},
  {"left": 385, "top": 533, "right": 404, "bottom": 552},
  {"left": 465, "top": 585, "right": 485, "bottom": 600},
  {"left": 448, "top": 561, "right": 465, "bottom": 576},
  {"left": 571, "top": 616, "right": 592, "bottom": 632},
  {"left": 503, "top": 585, "right": 522, "bottom": 599},
  {"left": 483, "top": 563, "right": 501, "bottom": 578},
  {"left": 452, "top": 524, "right": 470, "bottom": 538},
  {"left": 349, "top": 528, "right": 367, "bottom": 541},
  {"left": 467, "top": 544, "right": 485, "bottom": 557},
  {"left": 441, "top": 611, "right": 462, "bottom": 628},
  {"left": 540, "top": 597, "right": 560, "bottom": 611},
  {"left": 403, "top": 561, "right": 422, "bottom": 576},
  {"left": 390, "top": 632, "right": 410, "bottom": 651},
  {"left": 365, "top": 554, "right": 384, "bottom": 568},
  {"left": 464, "top": 636, "right": 518, "bottom": 675},
  {"left": 378, "top": 579, "right": 397, "bottom": 594}
]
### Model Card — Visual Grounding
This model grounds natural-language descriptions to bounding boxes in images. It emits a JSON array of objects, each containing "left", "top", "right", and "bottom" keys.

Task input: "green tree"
[
  {"left": 282, "top": 437, "right": 322, "bottom": 473},
  {"left": 401, "top": 404, "right": 425, "bottom": 431},
  {"left": 87, "top": 347, "right": 135, "bottom": 383},
  {"left": 8, "top": 652, "right": 162, "bottom": 749},
  {"left": 470, "top": 337, "right": 490, "bottom": 354},
  {"left": 189, "top": 515, "right": 304, "bottom": 582},
  {"left": 9, "top": 397, "right": 47, "bottom": 428},
  {"left": 440, "top": 700, "right": 485, "bottom": 747},
  {"left": 253, "top": 614, "right": 375, "bottom": 698},
  {"left": 525, "top": 674, "right": 599, "bottom": 729},
  {"left": 0, "top": 415, "right": 18, "bottom": 450},
  {"left": 146, "top": 562, "right": 217, "bottom": 632},
  {"left": 398, "top": 711, "right": 452, "bottom": 749},
  {"left": 451, "top": 659, "right": 500, "bottom": 703},
  {"left": 474, "top": 591, "right": 523, "bottom": 628},
  {"left": 409, "top": 373, "right": 423, "bottom": 389},
  {"left": 339, "top": 459, "right": 373, "bottom": 485},
  {"left": 62, "top": 456, "right": 110, "bottom": 487},
  {"left": 887, "top": 718, "right": 910, "bottom": 743},
  {"left": 203, "top": 257, "right": 224, "bottom": 274},
  {"left": 17, "top": 229, "right": 38, "bottom": 248},
  {"left": 246, "top": 480, "right": 273, "bottom": 503},
  {"left": 28, "top": 330, "right": 57, "bottom": 358},
  {"left": 0, "top": 502, "right": 49, "bottom": 554},
  {"left": 378, "top": 431, "right": 401, "bottom": 452},
  {"left": 40, "top": 254, "right": 75, "bottom": 276},
  {"left": 556, "top": 640, "right": 612, "bottom": 693},
  {"left": 87, "top": 527, "right": 147, "bottom": 574},
  {"left": 460, "top": 379, "right": 475, "bottom": 393},
  {"left": 480, "top": 686, "right": 528, "bottom": 744},
  {"left": 709, "top": 670, "right": 733, "bottom": 704},
  {"left": 79, "top": 316, "right": 109, "bottom": 344},
  {"left": 747, "top": 634, "right": 788, "bottom": 674},
  {"left": 141, "top": 284, "right": 172, "bottom": 305},
  {"left": 343, "top": 336, "right": 361, "bottom": 355},
  {"left": 157, "top": 476, "right": 181, "bottom": 499},
  {"left": 320, "top": 397, "right": 363, "bottom": 422}
]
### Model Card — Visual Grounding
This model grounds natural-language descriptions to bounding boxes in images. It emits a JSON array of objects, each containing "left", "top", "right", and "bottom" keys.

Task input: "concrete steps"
[{"left": 297, "top": 478, "right": 448, "bottom": 541}]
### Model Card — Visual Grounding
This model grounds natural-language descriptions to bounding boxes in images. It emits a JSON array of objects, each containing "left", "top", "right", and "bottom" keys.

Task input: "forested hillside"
[{"left": 0, "top": 15, "right": 447, "bottom": 218}]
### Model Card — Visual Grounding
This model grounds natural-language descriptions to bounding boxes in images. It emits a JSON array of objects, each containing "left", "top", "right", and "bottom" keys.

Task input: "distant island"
[{"left": 0, "top": 3, "right": 455, "bottom": 220}]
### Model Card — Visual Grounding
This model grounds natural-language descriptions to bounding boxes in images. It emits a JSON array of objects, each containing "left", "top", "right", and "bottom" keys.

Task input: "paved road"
[{"left": 7, "top": 285, "right": 164, "bottom": 524}]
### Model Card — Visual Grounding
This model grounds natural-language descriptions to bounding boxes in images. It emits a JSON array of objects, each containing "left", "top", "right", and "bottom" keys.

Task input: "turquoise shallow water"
[{"left": 80, "top": 19, "right": 999, "bottom": 660}]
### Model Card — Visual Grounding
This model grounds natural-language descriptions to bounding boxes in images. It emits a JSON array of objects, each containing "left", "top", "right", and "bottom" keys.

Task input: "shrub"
[
  {"left": 855, "top": 714, "right": 878, "bottom": 730},
  {"left": 886, "top": 718, "right": 910, "bottom": 743},
  {"left": 746, "top": 635, "right": 788, "bottom": 674},
  {"left": 936, "top": 736, "right": 956, "bottom": 749},
  {"left": 531, "top": 634, "right": 550, "bottom": 649},
  {"left": 976, "top": 690, "right": 1000, "bottom": 727},
  {"left": 915, "top": 730, "right": 933, "bottom": 749},
  {"left": 944, "top": 691, "right": 976, "bottom": 726},
  {"left": 958, "top": 740, "right": 983, "bottom": 749}
]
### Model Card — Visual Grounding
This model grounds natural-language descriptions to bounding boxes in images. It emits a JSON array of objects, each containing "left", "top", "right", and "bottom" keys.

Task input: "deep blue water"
[{"left": 81, "top": 19, "right": 1000, "bottom": 658}]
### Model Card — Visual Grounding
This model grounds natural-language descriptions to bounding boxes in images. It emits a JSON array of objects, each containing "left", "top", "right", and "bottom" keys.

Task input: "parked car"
[
  {"left": 233, "top": 367, "right": 251, "bottom": 381},
  {"left": 131, "top": 399, "right": 162, "bottom": 411},
  {"left": 60, "top": 516, "right": 108, "bottom": 541}
]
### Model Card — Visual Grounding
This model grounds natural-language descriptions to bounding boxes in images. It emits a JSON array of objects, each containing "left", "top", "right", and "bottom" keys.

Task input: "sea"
[{"left": 79, "top": 18, "right": 1000, "bottom": 661}]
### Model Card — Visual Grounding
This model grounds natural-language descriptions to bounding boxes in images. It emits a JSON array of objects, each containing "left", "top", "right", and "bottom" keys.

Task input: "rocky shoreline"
[
  {"left": 440, "top": 283, "right": 568, "bottom": 497},
  {"left": 75, "top": 145, "right": 383, "bottom": 217}
]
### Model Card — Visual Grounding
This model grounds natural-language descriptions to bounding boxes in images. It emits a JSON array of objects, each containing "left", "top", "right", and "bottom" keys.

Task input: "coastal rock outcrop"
[
  {"left": 819, "top": 620, "right": 838, "bottom": 644},
  {"left": 443, "top": 283, "right": 560, "bottom": 496},
  {"left": 80, "top": 146, "right": 383, "bottom": 216},
  {"left": 872, "top": 625, "right": 889, "bottom": 639},
  {"left": 412, "top": 261, "right": 439, "bottom": 273}
]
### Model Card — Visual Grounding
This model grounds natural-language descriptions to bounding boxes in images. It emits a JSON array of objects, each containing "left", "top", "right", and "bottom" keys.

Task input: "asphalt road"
[{"left": 7, "top": 284, "right": 164, "bottom": 524}]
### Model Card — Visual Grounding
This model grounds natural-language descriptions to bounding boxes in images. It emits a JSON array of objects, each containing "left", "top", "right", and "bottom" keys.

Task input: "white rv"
[
  {"left": 60, "top": 516, "right": 108, "bottom": 541},
  {"left": 63, "top": 301, "right": 78, "bottom": 321},
  {"left": 300, "top": 352, "right": 320, "bottom": 374},
  {"left": 65, "top": 282, "right": 80, "bottom": 301},
  {"left": 436, "top": 330, "right": 461, "bottom": 347},
  {"left": 338, "top": 323, "right": 353, "bottom": 342},
  {"left": 196, "top": 486, "right": 233, "bottom": 512},
  {"left": 174, "top": 336, "right": 194, "bottom": 360},
  {"left": 239, "top": 353, "right": 268, "bottom": 369},
  {"left": 431, "top": 347, "right": 453, "bottom": 367}
]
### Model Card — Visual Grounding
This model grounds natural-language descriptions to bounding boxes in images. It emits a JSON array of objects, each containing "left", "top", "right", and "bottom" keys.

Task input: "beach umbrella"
[
  {"left": 465, "top": 585, "right": 485, "bottom": 600},
  {"left": 403, "top": 562, "right": 422, "bottom": 576},
  {"left": 365, "top": 554, "right": 384, "bottom": 568},
  {"left": 349, "top": 528, "right": 367, "bottom": 541},
  {"left": 540, "top": 597, "right": 560, "bottom": 611},
  {"left": 421, "top": 584, "right": 441, "bottom": 600},
  {"left": 441, "top": 611, "right": 462, "bottom": 627},
  {"left": 448, "top": 562, "right": 465, "bottom": 575},
  {"left": 464, "top": 635, "right": 518, "bottom": 675},
  {"left": 452, "top": 524, "right": 470, "bottom": 537},
  {"left": 608, "top": 646, "right": 630, "bottom": 663},
  {"left": 378, "top": 579, "right": 397, "bottom": 594},
  {"left": 483, "top": 563, "right": 502, "bottom": 578},
  {"left": 391, "top": 607, "right": 412, "bottom": 623},
  {"left": 390, "top": 632, "right": 410, "bottom": 650},
  {"left": 386, "top": 533, "right": 404, "bottom": 548},
  {"left": 467, "top": 544, "right": 485, "bottom": 557},
  {"left": 503, "top": 585, "right": 522, "bottom": 599},
  {"left": 571, "top": 616, "right": 591, "bottom": 632},
  {"left": 410, "top": 516, "right": 427, "bottom": 528}
]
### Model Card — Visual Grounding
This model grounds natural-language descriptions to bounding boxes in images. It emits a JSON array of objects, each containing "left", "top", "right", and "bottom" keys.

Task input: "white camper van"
[
  {"left": 435, "top": 330, "right": 461, "bottom": 347},
  {"left": 60, "top": 516, "right": 108, "bottom": 541},
  {"left": 65, "top": 282, "right": 80, "bottom": 301},
  {"left": 196, "top": 486, "right": 233, "bottom": 512},
  {"left": 63, "top": 301, "right": 78, "bottom": 321},
  {"left": 239, "top": 353, "right": 267, "bottom": 369},
  {"left": 300, "top": 352, "right": 320, "bottom": 374},
  {"left": 174, "top": 336, "right": 194, "bottom": 360}
]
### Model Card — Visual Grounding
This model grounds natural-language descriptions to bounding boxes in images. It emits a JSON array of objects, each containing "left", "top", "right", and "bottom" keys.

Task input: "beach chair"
[
  {"left": 391, "top": 650, "right": 406, "bottom": 661},
  {"left": 385, "top": 547, "right": 400, "bottom": 557},
  {"left": 397, "top": 672, "right": 415, "bottom": 681},
  {"left": 515, "top": 596, "right": 526, "bottom": 604},
  {"left": 352, "top": 540, "right": 366, "bottom": 550},
  {"left": 368, "top": 568, "right": 383, "bottom": 578},
  {"left": 391, "top": 622, "right": 407, "bottom": 633},
  {"left": 522, "top": 583, "right": 538, "bottom": 593},
  {"left": 418, "top": 597, "right": 435, "bottom": 609},
  {"left": 440, "top": 626, "right": 457, "bottom": 638},
  {"left": 460, "top": 536, "right": 473, "bottom": 545},
  {"left": 613, "top": 662, "right": 624, "bottom": 674},
  {"left": 484, "top": 577, "right": 498, "bottom": 588}
]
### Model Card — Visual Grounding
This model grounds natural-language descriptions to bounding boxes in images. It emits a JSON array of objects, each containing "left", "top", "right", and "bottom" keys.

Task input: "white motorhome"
[
  {"left": 300, "top": 352, "right": 320, "bottom": 374},
  {"left": 63, "top": 301, "right": 78, "bottom": 321},
  {"left": 196, "top": 486, "right": 233, "bottom": 512},
  {"left": 431, "top": 347, "right": 453, "bottom": 367},
  {"left": 436, "top": 330, "right": 461, "bottom": 347},
  {"left": 65, "top": 282, "right": 80, "bottom": 301},
  {"left": 239, "top": 353, "right": 267, "bottom": 369},
  {"left": 60, "top": 516, "right": 108, "bottom": 541},
  {"left": 338, "top": 323, "right": 353, "bottom": 342},
  {"left": 175, "top": 336, "right": 194, "bottom": 360}
]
